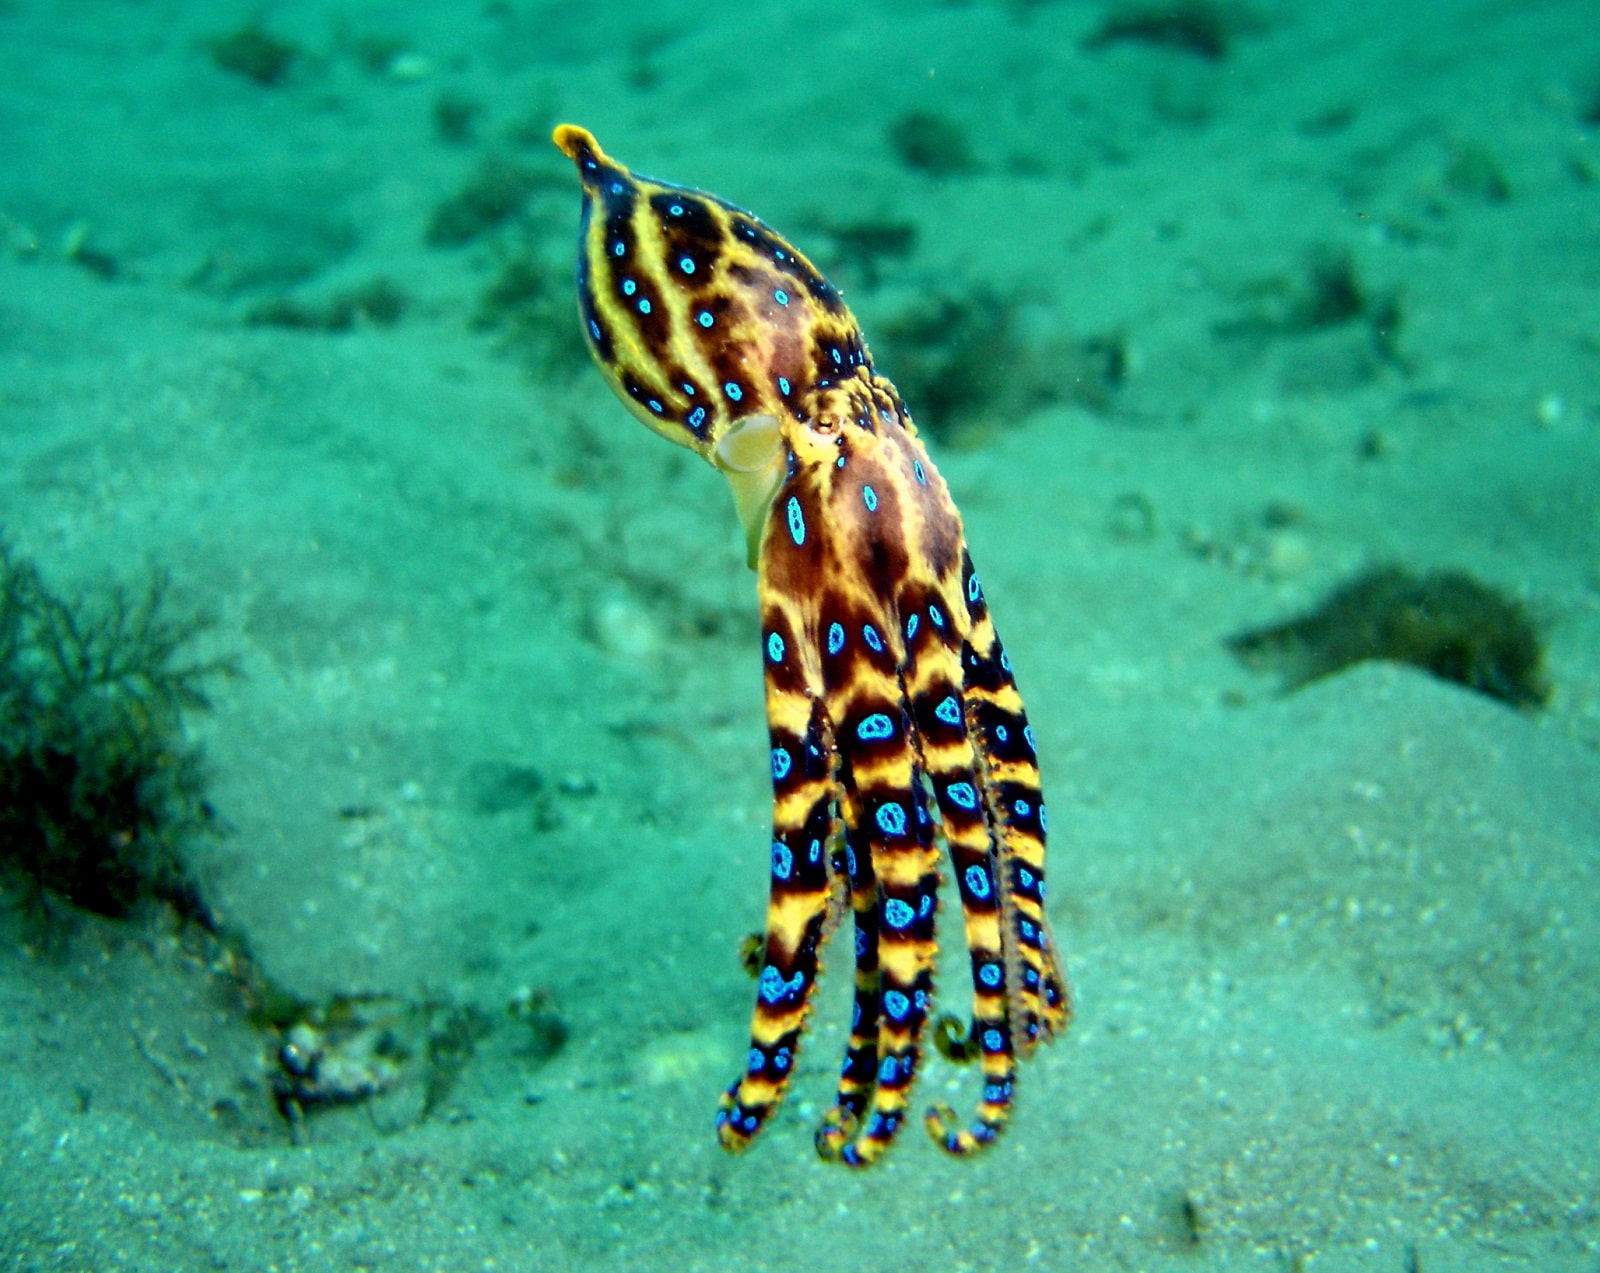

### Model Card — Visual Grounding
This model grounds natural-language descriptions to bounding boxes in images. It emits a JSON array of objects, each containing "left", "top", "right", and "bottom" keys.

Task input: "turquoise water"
[{"left": 2, "top": 1, "right": 1597, "bottom": 1268}]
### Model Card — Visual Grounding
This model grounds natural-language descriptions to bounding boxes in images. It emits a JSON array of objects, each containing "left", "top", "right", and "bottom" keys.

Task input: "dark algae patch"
[
  {"left": 1082, "top": 0, "right": 1253, "bottom": 61},
  {"left": 1228, "top": 567, "right": 1549, "bottom": 709},
  {"left": 887, "top": 111, "right": 979, "bottom": 177},
  {"left": 426, "top": 155, "right": 544, "bottom": 248},
  {"left": 208, "top": 23, "right": 301, "bottom": 87},
  {"left": 0, "top": 537, "right": 234, "bottom": 926}
]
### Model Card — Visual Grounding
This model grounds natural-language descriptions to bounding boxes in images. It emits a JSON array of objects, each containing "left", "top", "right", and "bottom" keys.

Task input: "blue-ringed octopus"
[{"left": 553, "top": 126, "right": 1071, "bottom": 1167}]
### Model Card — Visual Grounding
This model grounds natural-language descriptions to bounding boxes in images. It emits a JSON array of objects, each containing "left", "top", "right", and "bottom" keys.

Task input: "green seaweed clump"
[
  {"left": 1227, "top": 566, "right": 1549, "bottom": 709},
  {"left": 0, "top": 539, "right": 234, "bottom": 926}
]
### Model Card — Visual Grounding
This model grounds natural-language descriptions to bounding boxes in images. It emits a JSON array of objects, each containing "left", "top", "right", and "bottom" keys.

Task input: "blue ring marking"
[
  {"left": 854, "top": 927, "right": 868, "bottom": 958},
  {"left": 774, "top": 288, "right": 789, "bottom": 305},
  {"left": 963, "top": 863, "right": 991, "bottom": 898},
  {"left": 775, "top": 248, "right": 788, "bottom": 261},
  {"left": 863, "top": 624, "right": 883, "bottom": 652},
  {"left": 979, "top": 962, "right": 1002, "bottom": 988},
  {"left": 919, "top": 893, "right": 934, "bottom": 917},
  {"left": 968, "top": 573, "right": 982, "bottom": 602},
  {"left": 777, "top": 376, "right": 791, "bottom": 395},
  {"left": 669, "top": 202, "right": 684, "bottom": 216},
  {"left": 983, "top": 1028, "right": 1003, "bottom": 1051},
  {"left": 984, "top": 1083, "right": 1009, "bottom": 1103},
  {"left": 884, "top": 990, "right": 910, "bottom": 1021},
  {"left": 913, "top": 459, "right": 927, "bottom": 484},
  {"left": 856, "top": 712, "right": 894, "bottom": 741},
  {"left": 1014, "top": 797, "right": 1031, "bottom": 817},
  {"left": 638, "top": 298, "right": 652, "bottom": 315},
  {"left": 884, "top": 898, "right": 914, "bottom": 929},
  {"left": 766, "top": 631, "right": 785, "bottom": 663},
  {"left": 830, "top": 346, "right": 842, "bottom": 365},
  {"left": 772, "top": 841, "right": 793, "bottom": 879},
  {"left": 1039, "top": 803, "right": 1049, "bottom": 834},
  {"left": 683, "top": 382, "right": 696, "bottom": 395},
  {"left": 612, "top": 241, "right": 625, "bottom": 257},
  {"left": 1019, "top": 919, "right": 1037, "bottom": 941},
  {"left": 1024, "top": 967, "right": 1040, "bottom": 987},
  {"left": 1000, "top": 650, "right": 1012, "bottom": 672},
  {"left": 748, "top": 1048, "right": 764, "bottom": 1074},
  {"left": 878, "top": 1056, "right": 898, "bottom": 1084},
  {"left": 679, "top": 256, "right": 695, "bottom": 274},
  {"left": 995, "top": 724, "right": 1009, "bottom": 743},
  {"left": 588, "top": 318, "right": 602, "bottom": 342},
  {"left": 914, "top": 988, "right": 928, "bottom": 1011},
  {"left": 808, "top": 837, "right": 822, "bottom": 863},
  {"left": 687, "top": 406, "right": 707, "bottom": 429},
  {"left": 827, "top": 621, "right": 845, "bottom": 654},
  {"left": 771, "top": 747, "right": 791, "bottom": 780},
  {"left": 1019, "top": 867, "right": 1036, "bottom": 889},
  {"left": 622, "top": 278, "right": 636, "bottom": 296},
  {"left": 725, "top": 381, "right": 744, "bottom": 403},
  {"left": 905, "top": 612, "right": 919, "bottom": 640},
  {"left": 759, "top": 965, "right": 803, "bottom": 1004},
  {"left": 935, "top": 695, "right": 961, "bottom": 726},
  {"left": 697, "top": 310, "right": 714, "bottom": 328},
  {"left": 846, "top": 844, "right": 857, "bottom": 877},
  {"left": 786, "top": 496, "right": 805, "bottom": 545},
  {"left": 836, "top": 455, "right": 846, "bottom": 468},
  {"left": 609, "top": 181, "right": 624, "bottom": 194},
  {"left": 929, "top": 604, "right": 945, "bottom": 628},
  {"left": 875, "top": 802, "right": 906, "bottom": 836},
  {"left": 863, "top": 484, "right": 878, "bottom": 512},
  {"left": 947, "top": 781, "right": 978, "bottom": 811},
  {"left": 774, "top": 1046, "right": 791, "bottom": 1071},
  {"left": 647, "top": 398, "right": 663, "bottom": 414},
  {"left": 1024, "top": 725, "right": 1037, "bottom": 751}
]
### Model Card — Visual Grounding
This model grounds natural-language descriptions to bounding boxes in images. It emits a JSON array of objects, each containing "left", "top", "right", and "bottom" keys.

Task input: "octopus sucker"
[{"left": 553, "top": 124, "right": 1072, "bottom": 1166}]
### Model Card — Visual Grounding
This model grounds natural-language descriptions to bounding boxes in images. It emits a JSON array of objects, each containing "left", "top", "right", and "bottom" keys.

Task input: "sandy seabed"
[{"left": 2, "top": 1, "right": 1598, "bottom": 1269}]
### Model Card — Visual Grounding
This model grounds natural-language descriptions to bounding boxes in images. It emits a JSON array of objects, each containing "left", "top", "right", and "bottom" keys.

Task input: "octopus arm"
[
  {"left": 810, "top": 581, "right": 942, "bottom": 1168},
  {"left": 904, "top": 601, "right": 1025, "bottom": 1156},
  {"left": 715, "top": 604, "right": 845, "bottom": 1150},
  {"left": 956, "top": 553, "right": 1073, "bottom": 1058}
]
